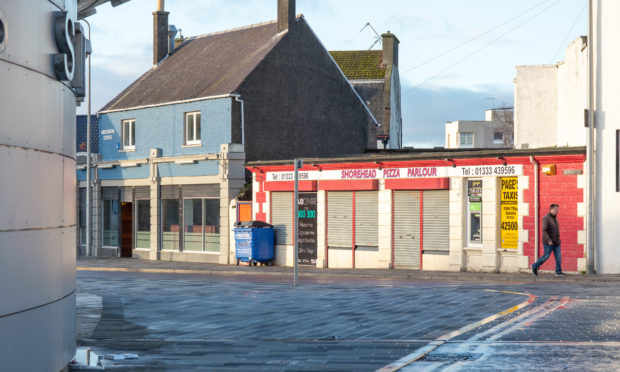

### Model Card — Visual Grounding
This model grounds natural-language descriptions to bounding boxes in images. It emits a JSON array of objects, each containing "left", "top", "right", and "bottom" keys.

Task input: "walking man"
[{"left": 532, "top": 204, "right": 565, "bottom": 277}]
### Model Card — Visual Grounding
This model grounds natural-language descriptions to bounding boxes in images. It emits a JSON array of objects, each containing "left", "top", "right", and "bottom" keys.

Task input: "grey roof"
[
  {"left": 351, "top": 82, "right": 384, "bottom": 127},
  {"left": 76, "top": 115, "right": 99, "bottom": 153},
  {"left": 100, "top": 20, "right": 286, "bottom": 112}
]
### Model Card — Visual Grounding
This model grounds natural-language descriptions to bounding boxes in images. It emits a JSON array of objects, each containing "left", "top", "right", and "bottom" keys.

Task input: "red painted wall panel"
[
  {"left": 385, "top": 178, "right": 450, "bottom": 190},
  {"left": 319, "top": 179, "right": 378, "bottom": 191},
  {"left": 263, "top": 181, "right": 317, "bottom": 191},
  {"left": 522, "top": 161, "right": 585, "bottom": 272}
]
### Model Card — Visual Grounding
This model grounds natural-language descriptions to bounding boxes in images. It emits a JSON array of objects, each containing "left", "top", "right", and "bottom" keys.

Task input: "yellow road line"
[{"left": 376, "top": 289, "right": 536, "bottom": 372}]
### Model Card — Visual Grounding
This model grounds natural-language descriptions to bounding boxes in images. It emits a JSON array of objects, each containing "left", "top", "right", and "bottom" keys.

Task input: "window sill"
[
  {"left": 134, "top": 248, "right": 150, "bottom": 251},
  {"left": 182, "top": 143, "right": 202, "bottom": 148},
  {"left": 181, "top": 251, "right": 219, "bottom": 255},
  {"left": 119, "top": 148, "right": 136, "bottom": 152}
]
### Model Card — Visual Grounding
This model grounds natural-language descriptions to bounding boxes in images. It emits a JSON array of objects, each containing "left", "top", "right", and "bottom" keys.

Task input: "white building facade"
[
  {"left": 445, "top": 108, "right": 514, "bottom": 149},
  {"left": 513, "top": 2, "right": 620, "bottom": 273}
]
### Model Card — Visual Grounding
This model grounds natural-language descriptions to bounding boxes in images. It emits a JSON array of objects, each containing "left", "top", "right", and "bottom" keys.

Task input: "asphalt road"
[{"left": 74, "top": 271, "right": 620, "bottom": 371}]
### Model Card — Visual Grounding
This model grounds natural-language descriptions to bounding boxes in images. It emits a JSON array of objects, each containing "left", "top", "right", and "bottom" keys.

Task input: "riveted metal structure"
[{"left": 0, "top": 0, "right": 88, "bottom": 370}]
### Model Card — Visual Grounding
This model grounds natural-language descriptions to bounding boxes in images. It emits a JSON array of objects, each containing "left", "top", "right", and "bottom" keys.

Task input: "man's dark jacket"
[{"left": 542, "top": 213, "right": 560, "bottom": 246}]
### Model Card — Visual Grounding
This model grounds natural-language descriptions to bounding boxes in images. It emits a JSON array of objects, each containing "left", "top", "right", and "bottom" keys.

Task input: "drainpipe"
[
  {"left": 230, "top": 94, "right": 245, "bottom": 145},
  {"left": 586, "top": 0, "right": 595, "bottom": 274},
  {"left": 530, "top": 156, "right": 539, "bottom": 262}
]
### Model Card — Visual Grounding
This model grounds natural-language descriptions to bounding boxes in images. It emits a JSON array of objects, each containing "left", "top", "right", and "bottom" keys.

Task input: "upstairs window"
[
  {"left": 459, "top": 132, "right": 473, "bottom": 147},
  {"left": 185, "top": 111, "right": 201, "bottom": 145},
  {"left": 493, "top": 131, "right": 504, "bottom": 144},
  {"left": 121, "top": 119, "right": 135, "bottom": 150}
]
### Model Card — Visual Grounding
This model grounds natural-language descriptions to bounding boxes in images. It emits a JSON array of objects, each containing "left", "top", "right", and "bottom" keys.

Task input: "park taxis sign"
[{"left": 267, "top": 164, "right": 523, "bottom": 181}]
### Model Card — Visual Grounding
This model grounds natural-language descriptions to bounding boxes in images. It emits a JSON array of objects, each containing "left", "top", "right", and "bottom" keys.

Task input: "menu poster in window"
[
  {"left": 468, "top": 180, "right": 482, "bottom": 202},
  {"left": 297, "top": 192, "right": 317, "bottom": 265}
]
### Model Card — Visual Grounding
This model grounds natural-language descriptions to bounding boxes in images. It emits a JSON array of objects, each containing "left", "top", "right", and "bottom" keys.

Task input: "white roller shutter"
[
  {"left": 355, "top": 191, "right": 378, "bottom": 247},
  {"left": 327, "top": 192, "right": 352, "bottom": 248},
  {"left": 135, "top": 186, "right": 150, "bottom": 200},
  {"left": 393, "top": 191, "right": 421, "bottom": 269},
  {"left": 161, "top": 185, "right": 179, "bottom": 199},
  {"left": 102, "top": 187, "right": 118, "bottom": 200},
  {"left": 423, "top": 190, "right": 449, "bottom": 253},
  {"left": 120, "top": 186, "right": 132, "bottom": 203},
  {"left": 271, "top": 192, "right": 293, "bottom": 245}
]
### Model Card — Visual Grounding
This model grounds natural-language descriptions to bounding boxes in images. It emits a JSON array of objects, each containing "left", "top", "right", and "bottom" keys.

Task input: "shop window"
[
  {"left": 467, "top": 180, "right": 482, "bottom": 244},
  {"left": 493, "top": 132, "right": 504, "bottom": 144},
  {"left": 184, "top": 111, "right": 201, "bottom": 145},
  {"left": 78, "top": 188, "right": 86, "bottom": 246},
  {"left": 183, "top": 198, "right": 220, "bottom": 252},
  {"left": 136, "top": 200, "right": 150, "bottom": 249},
  {"left": 121, "top": 119, "right": 135, "bottom": 150},
  {"left": 460, "top": 132, "right": 473, "bottom": 147},
  {"left": 162, "top": 199, "right": 180, "bottom": 250},
  {"left": 102, "top": 199, "right": 119, "bottom": 247}
]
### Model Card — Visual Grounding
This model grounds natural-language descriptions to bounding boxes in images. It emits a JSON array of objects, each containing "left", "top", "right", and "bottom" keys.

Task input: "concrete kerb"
[{"left": 76, "top": 258, "right": 620, "bottom": 283}]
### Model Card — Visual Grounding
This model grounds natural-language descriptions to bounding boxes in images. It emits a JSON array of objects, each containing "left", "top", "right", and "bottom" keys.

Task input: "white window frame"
[
  {"left": 121, "top": 119, "right": 135, "bottom": 150},
  {"left": 459, "top": 132, "right": 473, "bottom": 148},
  {"left": 493, "top": 131, "right": 504, "bottom": 144},
  {"left": 185, "top": 111, "right": 201, "bottom": 145}
]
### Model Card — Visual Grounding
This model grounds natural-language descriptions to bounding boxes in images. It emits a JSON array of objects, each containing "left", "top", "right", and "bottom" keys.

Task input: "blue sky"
[{"left": 80, "top": 0, "right": 587, "bottom": 147}]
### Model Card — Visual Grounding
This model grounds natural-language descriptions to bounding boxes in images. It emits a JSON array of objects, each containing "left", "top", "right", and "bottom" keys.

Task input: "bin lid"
[{"left": 235, "top": 220, "right": 273, "bottom": 228}]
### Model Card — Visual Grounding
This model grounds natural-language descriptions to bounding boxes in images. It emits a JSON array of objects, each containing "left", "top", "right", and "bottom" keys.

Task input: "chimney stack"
[
  {"left": 153, "top": 0, "right": 169, "bottom": 65},
  {"left": 277, "top": 0, "right": 295, "bottom": 33},
  {"left": 381, "top": 31, "right": 399, "bottom": 67}
]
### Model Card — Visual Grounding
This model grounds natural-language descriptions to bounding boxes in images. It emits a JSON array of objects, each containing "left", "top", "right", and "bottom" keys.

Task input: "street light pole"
[
  {"left": 586, "top": 0, "right": 595, "bottom": 274},
  {"left": 293, "top": 158, "right": 302, "bottom": 286},
  {"left": 82, "top": 19, "right": 92, "bottom": 256}
]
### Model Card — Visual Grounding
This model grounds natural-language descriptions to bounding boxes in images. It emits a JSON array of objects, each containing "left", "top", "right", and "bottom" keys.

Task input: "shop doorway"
[
  {"left": 393, "top": 191, "right": 421, "bottom": 269},
  {"left": 120, "top": 202, "right": 133, "bottom": 257}
]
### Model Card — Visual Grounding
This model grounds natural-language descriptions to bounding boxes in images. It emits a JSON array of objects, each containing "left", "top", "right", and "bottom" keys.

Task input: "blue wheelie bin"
[{"left": 234, "top": 221, "right": 274, "bottom": 266}]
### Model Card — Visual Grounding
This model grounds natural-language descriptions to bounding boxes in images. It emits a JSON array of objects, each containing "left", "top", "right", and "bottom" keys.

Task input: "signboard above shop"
[{"left": 267, "top": 164, "right": 523, "bottom": 182}]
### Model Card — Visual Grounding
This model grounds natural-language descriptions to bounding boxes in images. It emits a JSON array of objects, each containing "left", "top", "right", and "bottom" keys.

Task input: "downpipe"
[{"left": 530, "top": 156, "right": 539, "bottom": 262}]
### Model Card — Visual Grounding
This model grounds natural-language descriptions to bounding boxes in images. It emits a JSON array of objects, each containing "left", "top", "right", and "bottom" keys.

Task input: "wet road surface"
[{"left": 74, "top": 271, "right": 620, "bottom": 371}]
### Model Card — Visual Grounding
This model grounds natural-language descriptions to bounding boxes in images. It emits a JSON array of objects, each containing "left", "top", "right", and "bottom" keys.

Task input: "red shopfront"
[{"left": 248, "top": 148, "right": 586, "bottom": 272}]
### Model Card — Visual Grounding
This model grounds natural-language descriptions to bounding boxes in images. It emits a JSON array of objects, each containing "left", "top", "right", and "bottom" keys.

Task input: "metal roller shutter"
[
  {"left": 183, "top": 184, "right": 219, "bottom": 198},
  {"left": 135, "top": 186, "right": 150, "bottom": 200},
  {"left": 161, "top": 185, "right": 179, "bottom": 199},
  {"left": 393, "top": 191, "right": 421, "bottom": 269},
  {"left": 355, "top": 191, "right": 378, "bottom": 247},
  {"left": 327, "top": 192, "right": 353, "bottom": 248},
  {"left": 271, "top": 192, "right": 293, "bottom": 245},
  {"left": 120, "top": 187, "right": 132, "bottom": 203},
  {"left": 423, "top": 190, "right": 449, "bottom": 253},
  {"left": 102, "top": 187, "right": 119, "bottom": 200}
]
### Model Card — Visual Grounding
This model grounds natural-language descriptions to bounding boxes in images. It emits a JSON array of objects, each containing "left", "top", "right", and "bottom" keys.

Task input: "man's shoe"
[
  {"left": 555, "top": 272, "right": 566, "bottom": 277},
  {"left": 531, "top": 265, "right": 538, "bottom": 276}
]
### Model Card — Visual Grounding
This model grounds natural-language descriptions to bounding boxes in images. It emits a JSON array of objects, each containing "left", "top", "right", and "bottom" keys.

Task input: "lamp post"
[
  {"left": 293, "top": 158, "right": 303, "bottom": 286},
  {"left": 82, "top": 19, "right": 92, "bottom": 256}
]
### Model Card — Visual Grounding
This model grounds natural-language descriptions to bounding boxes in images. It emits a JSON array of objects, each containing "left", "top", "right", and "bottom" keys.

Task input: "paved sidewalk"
[{"left": 76, "top": 257, "right": 620, "bottom": 283}]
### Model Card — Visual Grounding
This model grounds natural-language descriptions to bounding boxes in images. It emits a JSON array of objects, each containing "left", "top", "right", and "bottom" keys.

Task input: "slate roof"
[
  {"left": 100, "top": 20, "right": 286, "bottom": 112},
  {"left": 329, "top": 50, "right": 386, "bottom": 80},
  {"left": 76, "top": 115, "right": 99, "bottom": 153},
  {"left": 353, "top": 82, "right": 384, "bottom": 126}
]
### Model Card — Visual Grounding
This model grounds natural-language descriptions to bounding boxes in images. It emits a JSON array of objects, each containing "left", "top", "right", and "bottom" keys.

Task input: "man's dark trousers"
[{"left": 532, "top": 244, "right": 562, "bottom": 274}]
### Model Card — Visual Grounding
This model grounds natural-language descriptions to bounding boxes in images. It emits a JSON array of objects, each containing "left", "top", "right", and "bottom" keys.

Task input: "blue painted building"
[{"left": 80, "top": 0, "right": 378, "bottom": 263}]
